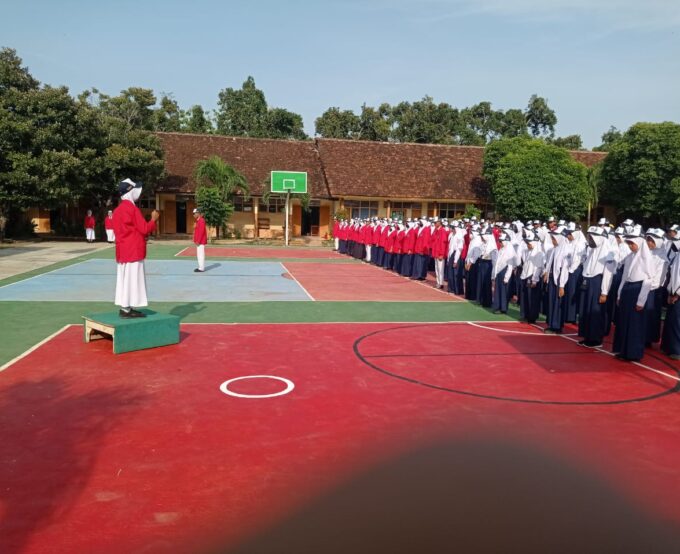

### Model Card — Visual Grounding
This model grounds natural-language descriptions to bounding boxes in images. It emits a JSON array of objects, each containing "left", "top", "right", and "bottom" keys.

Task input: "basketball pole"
[{"left": 285, "top": 191, "right": 290, "bottom": 247}]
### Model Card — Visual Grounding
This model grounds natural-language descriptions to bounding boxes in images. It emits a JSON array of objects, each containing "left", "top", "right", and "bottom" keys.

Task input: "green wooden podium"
[{"left": 83, "top": 310, "right": 180, "bottom": 354}]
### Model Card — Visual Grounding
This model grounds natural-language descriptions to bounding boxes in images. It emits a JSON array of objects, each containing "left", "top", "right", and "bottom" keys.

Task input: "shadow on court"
[
  {"left": 0, "top": 378, "right": 146, "bottom": 554},
  {"left": 203, "top": 263, "right": 221, "bottom": 272},
  {"left": 169, "top": 302, "right": 207, "bottom": 320},
  {"left": 222, "top": 439, "right": 680, "bottom": 554}
]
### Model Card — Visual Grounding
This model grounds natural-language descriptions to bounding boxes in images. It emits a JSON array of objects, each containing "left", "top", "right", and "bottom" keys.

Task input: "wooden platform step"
[{"left": 83, "top": 310, "right": 180, "bottom": 354}]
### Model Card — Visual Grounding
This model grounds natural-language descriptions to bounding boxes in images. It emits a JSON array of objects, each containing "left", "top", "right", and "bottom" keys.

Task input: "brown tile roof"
[
  {"left": 156, "top": 132, "right": 332, "bottom": 198},
  {"left": 316, "top": 139, "right": 489, "bottom": 200},
  {"left": 156, "top": 133, "right": 607, "bottom": 200},
  {"left": 569, "top": 150, "right": 607, "bottom": 167}
]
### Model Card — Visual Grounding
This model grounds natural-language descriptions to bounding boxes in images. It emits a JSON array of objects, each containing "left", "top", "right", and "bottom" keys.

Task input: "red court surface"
[
  {"left": 284, "top": 262, "right": 460, "bottom": 301},
  {"left": 177, "top": 246, "right": 344, "bottom": 259},
  {"left": 2, "top": 322, "right": 680, "bottom": 553}
]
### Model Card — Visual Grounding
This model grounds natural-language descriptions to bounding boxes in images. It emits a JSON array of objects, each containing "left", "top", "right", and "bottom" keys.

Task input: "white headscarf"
[
  {"left": 548, "top": 231, "right": 574, "bottom": 284},
  {"left": 623, "top": 237, "right": 655, "bottom": 284}
]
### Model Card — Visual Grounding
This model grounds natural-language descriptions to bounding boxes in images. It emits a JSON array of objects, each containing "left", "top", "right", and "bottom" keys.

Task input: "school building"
[{"left": 29, "top": 133, "right": 607, "bottom": 238}]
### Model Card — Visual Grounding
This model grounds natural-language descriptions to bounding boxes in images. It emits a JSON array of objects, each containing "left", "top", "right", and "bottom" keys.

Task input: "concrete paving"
[{"left": 0, "top": 241, "right": 112, "bottom": 280}]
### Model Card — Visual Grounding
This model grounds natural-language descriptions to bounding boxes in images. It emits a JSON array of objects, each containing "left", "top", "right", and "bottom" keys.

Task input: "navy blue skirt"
[
  {"left": 400, "top": 254, "right": 413, "bottom": 276},
  {"left": 520, "top": 278, "right": 542, "bottom": 323},
  {"left": 465, "top": 263, "right": 477, "bottom": 301},
  {"left": 612, "top": 281, "right": 646, "bottom": 361},
  {"left": 546, "top": 278, "right": 566, "bottom": 332},
  {"left": 492, "top": 268, "right": 509, "bottom": 313},
  {"left": 645, "top": 288, "right": 663, "bottom": 345},
  {"left": 578, "top": 274, "right": 608, "bottom": 344},
  {"left": 661, "top": 299, "right": 680, "bottom": 356},
  {"left": 476, "top": 259, "right": 493, "bottom": 307},
  {"left": 564, "top": 266, "right": 583, "bottom": 323}
]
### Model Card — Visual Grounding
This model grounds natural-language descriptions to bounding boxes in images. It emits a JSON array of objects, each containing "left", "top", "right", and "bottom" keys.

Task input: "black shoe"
[
  {"left": 578, "top": 340, "right": 586, "bottom": 345},
  {"left": 129, "top": 309, "right": 146, "bottom": 318},
  {"left": 585, "top": 342, "right": 603, "bottom": 348},
  {"left": 669, "top": 354, "right": 680, "bottom": 361},
  {"left": 119, "top": 309, "right": 133, "bottom": 319},
  {"left": 194, "top": 268, "right": 204, "bottom": 273}
]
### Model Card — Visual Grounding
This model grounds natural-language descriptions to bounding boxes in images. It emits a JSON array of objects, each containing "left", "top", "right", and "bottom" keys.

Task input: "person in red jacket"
[
  {"left": 84, "top": 210, "right": 96, "bottom": 242},
  {"left": 104, "top": 210, "right": 115, "bottom": 243},
  {"left": 113, "top": 178, "right": 159, "bottom": 318},
  {"left": 192, "top": 208, "right": 208, "bottom": 272},
  {"left": 431, "top": 218, "right": 449, "bottom": 288}
]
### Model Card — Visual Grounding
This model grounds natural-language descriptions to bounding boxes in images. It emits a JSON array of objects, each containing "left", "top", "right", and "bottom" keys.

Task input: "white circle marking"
[{"left": 220, "top": 375, "right": 295, "bottom": 399}]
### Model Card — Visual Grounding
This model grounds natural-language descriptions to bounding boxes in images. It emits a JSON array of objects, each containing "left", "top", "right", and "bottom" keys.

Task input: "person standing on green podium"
[{"left": 113, "top": 178, "right": 159, "bottom": 319}]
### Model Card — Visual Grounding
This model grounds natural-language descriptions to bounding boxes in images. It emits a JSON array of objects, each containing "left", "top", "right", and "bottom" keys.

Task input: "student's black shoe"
[
  {"left": 492, "top": 310, "right": 502, "bottom": 314},
  {"left": 194, "top": 268, "right": 204, "bottom": 273},
  {"left": 578, "top": 340, "right": 586, "bottom": 345},
  {"left": 669, "top": 354, "right": 680, "bottom": 360},
  {"left": 585, "top": 342, "right": 603, "bottom": 348},
  {"left": 128, "top": 309, "right": 146, "bottom": 318},
  {"left": 119, "top": 309, "right": 133, "bottom": 319},
  {"left": 543, "top": 328, "right": 559, "bottom": 334}
]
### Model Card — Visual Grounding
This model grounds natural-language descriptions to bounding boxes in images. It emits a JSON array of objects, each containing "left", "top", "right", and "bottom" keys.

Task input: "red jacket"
[
  {"left": 332, "top": 221, "right": 340, "bottom": 238},
  {"left": 403, "top": 227, "right": 417, "bottom": 254},
  {"left": 414, "top": 226, "right": 431, "bottom": 255},
  {"left": 372, "top": 225, "right": 381, "bottom": 246},
  {"left": 378, "top": 226, "right": 389, "bottom": 248},
  {"left": 394, "top": 230, "right": 405, "bottom": 254},
  {"left": 193, "top": 216, "right": 207, "bottom": 245},
  {"left": 430, "top": 226, "right": 449, "bottom": 258},
  {"left": 385, "top": 230, "right": 397, "bottom": 253},
  {"left": 460, "top": 228, "right": 472, "bottom": 261},
  {"left": 113, "top": 200, "right": 156, "bottom": 263},
  {"left": 84, "top": 216, "right": 95, "bottom": 229},
  {"left": 104, "top": 216, "right": 114, "bottom": 230}
]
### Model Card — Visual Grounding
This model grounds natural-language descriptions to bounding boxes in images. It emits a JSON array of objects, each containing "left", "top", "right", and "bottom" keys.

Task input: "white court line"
[
  {"left": 467, "top": 321, "right": 550, "bottom": 335},
  {"left": 280, "top": 262, "right": 315, "bottom": 301},
  {"left": 527, "top": 323, "right": 680, "bottom": 383},
  {"left": 179, "top": 320, "right": 527, "bottom": 326},
  {"left": 0, "top": 260, "right": 89, "bottom": 290},
  {"left": 0, "top": 324, "right": 75, "bottom": 372},
  {"left": 174, "top": 246, "right": 190, "bottom": 257}
]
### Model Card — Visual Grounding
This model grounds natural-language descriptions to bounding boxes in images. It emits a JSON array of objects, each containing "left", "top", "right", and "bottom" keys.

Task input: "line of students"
[{"left": 332, "top": 216, "right": 680, "bottom": 363}]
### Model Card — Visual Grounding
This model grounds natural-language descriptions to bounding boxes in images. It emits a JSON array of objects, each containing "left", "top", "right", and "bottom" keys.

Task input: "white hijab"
[
  {"left": 582, "top": 233, "right": 615, "bottom": 278},
  {"left": 623, "top": 237, "right": 655, "bottom": 284}
]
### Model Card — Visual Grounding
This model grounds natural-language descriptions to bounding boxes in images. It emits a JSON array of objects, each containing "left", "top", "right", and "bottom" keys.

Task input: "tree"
[
  {"left": 484, "top": 138, "right": 589, "bottom": 220},
  {"left": 391, "top": 96, "right": 457, "bottom": 144},
  {"left": 182, "top": 104, "right": 213, "bottom": 134},
  {"left": 549, "top": 135, "right": 583, "bottom": 150},
  {"left": 195, "top": 185, "right": 233, "bottom": 241},
  {"left": 600, "top": 122, "right": 680, "bottom": 224},
  {"left": 194, "top": 155, "right": 250, "bottom": 203},
  {"left": 357, "top": 103, "right": 391, "bottom": 141},
  {"left": 499, "top": 109, "right": 528, "bottom": 138},
  {"left": 586, "top": 162, "right": 603, "bottom": 225},
  {"left": 265, "top": 107, "right": 307, "bottom": 140},
  {"left": 315, "top": 107, "right": 360, "bottom": 139},
  {"left": 593, "top": 126, "right": 623, "bottom": 152},
  {"left": 461, "top": 102, "right": 503, "bottom": 143},
  {"left": 525, "top": 94, "right": 557, "bottom": 138},
  {"left": 153, "top": 94, "right": 182, "bottom": 132},
  {"left": 215, "top": 76, "right": 306, "bottom": 139}
]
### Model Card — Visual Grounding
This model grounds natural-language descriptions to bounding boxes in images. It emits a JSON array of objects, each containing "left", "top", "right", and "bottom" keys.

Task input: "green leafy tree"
[
  {"left": 600, "top": 122, "right": 680, "bottom": 224},
  {"left": 585, "top": 162, "right": 603, "bottom": 225},
  {"left": 315, "top": 107, "right": 360, "bottom": 139},
  {"left": 265, "top": 107, "right": 308, "bottom": 140},
  {"left": 357, "top": 103, "right": 392, "bottom": 141},
  {"left": 461, "top": 102, "right": 503, "bottom": 143},
  {"left": 485, "top": 138, "right": 589, "bottom": 220},
  {"left": 391, "top": 96, "right": 457, "bottom": 144},
  {"left": 182, "top": 104, "right": 213, "bottom": 134},
  {"left": 499, "top": 109, "right": 528, "bottom": 138},
  {"left": 525, "top": 94, "right": 557, "bottom": 138},
  {"left": 593, "top": 126, "right": 623, "bottom": 152},
  {"left": 462, "top": 204, "right": 482, "bottom": 219},
  {"left": 194, "top": 155, "right": 250, "bottom": 205},
  {"left": 153, "top": 94, "right": 182, "bottom": 132},
  {"left": 216, "top": 76, "right": 306, "bottom": 139},
  {"left": 549, "top": 135, "right": 583, "bottom": 150},
  {"left": 195, "top": 185, "right": 233, "bottom": 241}
]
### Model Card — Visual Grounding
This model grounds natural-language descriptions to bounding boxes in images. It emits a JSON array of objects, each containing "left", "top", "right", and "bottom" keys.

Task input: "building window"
[
  {"left": 258, "top": 197, "right": 286, "bottom": 213},
  {"left": 438, "top": 202, "right": 466, "bottom": 219},
  {"left": 391, "top": 202, "right": 420, "bottom": 220},
  {"left": 344, "top": 200, "right": 378, "bottom": 220},
  {"left": 233, "top": 196, "right": 252, "bottom": 212}
]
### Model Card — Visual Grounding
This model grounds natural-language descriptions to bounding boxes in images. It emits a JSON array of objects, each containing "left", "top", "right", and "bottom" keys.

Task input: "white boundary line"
[
  {"left": 0, "top": 260, "right": 89, "bottom": 290},
  {"left": 220, "top": 375, "right": 295, "bottom": 399},
  {"left": 0, "top": 324, "right": 75, "bottom": 372},
  {"left": 467, "top": 321, "right": 578, "bottom": 336},
  {"left": 280, "top": 262, "right": 315, "bottom": 301},
  {"left": 174, "top": 246, "right": 190, "bottom": 257},
  {"left": 526, "top": 323, "right": 680, "bottom": 383}
]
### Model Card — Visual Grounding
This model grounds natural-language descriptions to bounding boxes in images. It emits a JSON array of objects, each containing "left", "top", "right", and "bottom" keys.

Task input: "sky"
[{"left": 2, "top": 0, "right": 678, "bottom": 148}]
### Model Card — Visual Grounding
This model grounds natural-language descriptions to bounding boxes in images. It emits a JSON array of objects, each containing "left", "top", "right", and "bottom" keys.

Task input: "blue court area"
[{"left": 0, "top": 259, "right": 311, "bottom": 302}]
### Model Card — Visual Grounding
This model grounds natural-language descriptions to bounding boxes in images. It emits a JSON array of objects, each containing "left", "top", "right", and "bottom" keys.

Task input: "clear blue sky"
[{"left": 2, "top": 0, "right": 678, "bottom": 147}]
